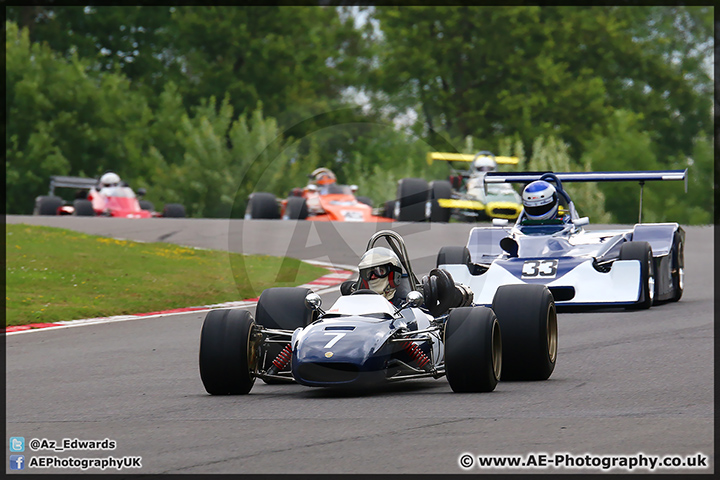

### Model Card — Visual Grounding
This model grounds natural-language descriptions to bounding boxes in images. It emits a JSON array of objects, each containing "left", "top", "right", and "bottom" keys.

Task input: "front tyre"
[
  {"left": 246, "top": 192, "right": 279, "bottom": 219},
  {"left": 73, "top": 199, "right": 95, "bottom": 216},
  {"left": 163, "top": 203, "right": 186, "bottom": 218},
  {"left": 396, "top": 178, "right": 429, "bottom": 222},
  {"left": 619, "top": 241, "right": 655, "bottom": 309},
  {"left": 492, "top": 284, "right": 557, "bottom": 381},
  {"left": 199, "top": 309, "right": 258, "bottom": 395},
  {"left": 670, "top": 232, "right": 684, "bottom": 302},
  {"left": 428, "top": 180, "right": 452, "bottom": 222},
  {"left": 283, "top": 196, "right": 308, "bottom": 220},
  {"left": 445, "top": 307, "right": 501, "bottom": 393}
]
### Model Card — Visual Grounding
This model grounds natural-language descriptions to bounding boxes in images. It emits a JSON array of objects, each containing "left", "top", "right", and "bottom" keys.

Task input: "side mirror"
[
  {"left": 306, "top": 185, "right": 318, "bottom": 193},
  {"left": 350, "top": 185, "right": 358, "bottom": 193},
  {"left": 305, "top": 293, "right": 323, "bottom": 312},
  {"left": 492, "top": 218, "right": 509, "bottom": 227},
  {"left": 137, "top": 188, "right": 147, "bottom": 197},
  {"left": 575, "top": 217, "right": 589, "bottom": 227}
]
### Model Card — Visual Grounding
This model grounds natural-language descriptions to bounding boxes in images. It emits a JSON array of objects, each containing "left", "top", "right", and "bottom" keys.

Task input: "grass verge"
[{"left": 5, "top": 224, "right": 328, "bottom": 326}]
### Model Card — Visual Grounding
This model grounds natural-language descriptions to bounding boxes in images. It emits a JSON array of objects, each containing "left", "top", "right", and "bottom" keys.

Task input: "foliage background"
[{"left": 5, "top": 6, "right": 714, "bottom": 224}]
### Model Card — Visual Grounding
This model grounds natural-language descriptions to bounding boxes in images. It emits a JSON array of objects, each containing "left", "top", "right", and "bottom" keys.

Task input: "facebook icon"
[{"left": 10, "top": 455, "right": 25, "bottom": 470}]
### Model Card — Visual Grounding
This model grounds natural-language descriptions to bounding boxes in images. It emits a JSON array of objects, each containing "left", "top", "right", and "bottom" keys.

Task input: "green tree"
[{"left": 5, "top": 21, "right": 153, "bottom": 214}]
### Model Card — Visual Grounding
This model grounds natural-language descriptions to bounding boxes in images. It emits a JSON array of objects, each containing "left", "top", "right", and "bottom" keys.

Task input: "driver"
[
  {"left": 309, "top": 167, "right": 337, "bottom": 195},
  {"left": 521, "top": 180, "right": 567, "bottom": 224},
  {"left": 98, "top": 172, "right": 122, "bottom": 195},
  {"left": 472, "top": 155, "right": 497, "bottom": 174},
  {"left": 357, "top": 247, "right": 408, "bottom": 307}
]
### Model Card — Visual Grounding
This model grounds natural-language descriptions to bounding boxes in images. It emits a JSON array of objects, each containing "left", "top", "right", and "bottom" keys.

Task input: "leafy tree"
[
  {"left": 5, "top": 21, "right": 153, "bottom": 214},
  {"left": 368, "top": 6, "right": 713, "bottom": 162}
]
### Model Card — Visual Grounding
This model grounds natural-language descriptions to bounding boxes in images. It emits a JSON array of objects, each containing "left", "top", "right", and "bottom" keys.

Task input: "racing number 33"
[{"left": 522, "top": 259, "right": 558, "bottom": 278}]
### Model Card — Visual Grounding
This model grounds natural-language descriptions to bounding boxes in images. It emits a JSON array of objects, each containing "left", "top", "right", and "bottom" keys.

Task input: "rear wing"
[
  {"left": 484, "top": 170, "right": 687, "bottom": 186},
  {"left": 427, "top": 151, "right": 519, "bottom": 166},
  {"left": 485, "top": 169, "right": 688, "bottom": 223},
  {"left": 49, "top": 176, "right": 99, "bottom": 196}
]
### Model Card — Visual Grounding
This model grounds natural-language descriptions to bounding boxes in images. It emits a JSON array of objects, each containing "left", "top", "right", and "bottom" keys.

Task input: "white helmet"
[
  {"left": 522, "top": 180, "right": 559, "bottom": 220},
  {"left": 473, "top": 156, "right": 496, "bottom": 173},
  {"left": 358, "top": 247, "right": 403, "bottom": 299},
  {"left": 100, "top": 172, "right": 121, "bottom": 188}
]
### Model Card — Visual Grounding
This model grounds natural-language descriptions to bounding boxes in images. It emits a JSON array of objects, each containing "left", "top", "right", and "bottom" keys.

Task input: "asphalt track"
[{"left": 5, "top": 216, "right": 715, "bottom": 474}]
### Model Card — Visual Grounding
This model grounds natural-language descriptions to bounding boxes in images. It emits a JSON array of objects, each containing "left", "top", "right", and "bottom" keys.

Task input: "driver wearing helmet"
[
  {"left": 357, "top": 247, "right": 409, "bottom": 308},
  {"left": 98, "top": 172, "right": 122, "bottom": 196},
  {"left": 521, "top": 180, "right": 567, "bottom": 224},
  {"left": 465, "top": 156, "right": 497, "bottom": 191},
  {"left": 309, "top": 167, "right": 337, "bottom": 195}
]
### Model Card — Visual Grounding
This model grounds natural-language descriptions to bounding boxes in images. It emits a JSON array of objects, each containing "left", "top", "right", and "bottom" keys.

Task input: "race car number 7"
[
  {"left": 522, "top": 259, "right": 558, "bottom": 278},
  {"left": 323, "top": 332, "right": 347, "bottom": 348}
]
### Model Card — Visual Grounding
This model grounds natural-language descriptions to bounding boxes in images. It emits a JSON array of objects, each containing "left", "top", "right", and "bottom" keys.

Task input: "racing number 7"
[{"left": 323, "top": 332, "right": 346, "bottom": 348}]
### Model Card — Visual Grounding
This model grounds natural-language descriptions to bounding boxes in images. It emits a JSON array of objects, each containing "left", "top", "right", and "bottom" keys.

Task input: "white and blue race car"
[{"left": 437, "top": 170, "right": 687, "bottom": 309}]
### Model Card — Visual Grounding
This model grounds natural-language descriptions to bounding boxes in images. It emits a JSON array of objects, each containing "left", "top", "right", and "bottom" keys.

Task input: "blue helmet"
[{"left": 522, "top": 180, "right": 558, "bottom": 220}]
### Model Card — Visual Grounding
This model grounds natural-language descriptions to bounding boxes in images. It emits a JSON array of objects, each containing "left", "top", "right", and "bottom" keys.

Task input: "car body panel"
[{"left": 290, "top": 295, "right": 441, "bottom": 387}]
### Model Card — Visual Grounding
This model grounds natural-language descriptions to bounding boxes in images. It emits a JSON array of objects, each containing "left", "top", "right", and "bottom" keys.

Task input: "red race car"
[
  {"left": 245, "top": 168, "right": 392, "bottom": 222},
  {"left": 33, "top": 175, "right": 186, "bottom": 218}
]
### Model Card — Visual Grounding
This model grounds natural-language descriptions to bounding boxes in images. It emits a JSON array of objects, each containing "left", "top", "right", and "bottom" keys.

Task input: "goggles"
[{"left": 360, "top": 265, "right": 391, "bottom": 280}]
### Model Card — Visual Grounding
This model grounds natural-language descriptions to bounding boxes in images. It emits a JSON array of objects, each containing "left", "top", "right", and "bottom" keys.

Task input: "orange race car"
[{"left": 245, "top": 168, "right": 392, "bottom": 222}]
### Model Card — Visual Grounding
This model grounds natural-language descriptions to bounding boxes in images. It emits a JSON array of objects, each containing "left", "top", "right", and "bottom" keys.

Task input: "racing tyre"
[
  {"left": 33, "top": 196, "right": 64, "bottom": 216},
  {"left": 492, "top": 284, "right": 557, "bottom": 381},
  {"left": 283, "top": 196, "right": 308, "bottom": 220},
  {"left": 199, "top": 308, "right": 258, "bottom": 395},
  {"left": 436, "top": 246, "right": 472, "bottom": 269},
  {"left": 357, "top": 196, "right": 373, "bottom": 207},
  {"left": 72, "top": 199, "right": 95, "bottom": 216},
  {"left": 427, "top": 180, "right": 453, "bottom": 223},
  {"left": 445, "top": 307, "right": 501, "bottom": 393},
  {"left": 382, "top": 200, "right": 396, "bottom": 219},
  {"left": 246, "top": 192, "right": 279, "bottom": 219},
  {"left": 256, "top": 287, "right": 315, "bottom": 383},
  {"left": 163, "top": 203, "right": 186, "bottom": 218},
  {"left": 619, "top": 241, "right": 655, "bottom": 309},
  {"left": 139, "top": 200, "right": 155, "bottom": 211},
  {"left": 396, "top": 178, "right": 429, "bottom": 222},
  {"left": 670, "top": 232, "right": 684, "bottom": 302}
]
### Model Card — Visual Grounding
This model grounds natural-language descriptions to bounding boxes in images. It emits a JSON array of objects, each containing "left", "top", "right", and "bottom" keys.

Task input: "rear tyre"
[
  {"left": 492, "top": 284, "right": 557, "bottom": 381},
  {"left": 255, "top": 287, "right": 315, "bottom": 384},
  {"left": 357, "top": 196, "right": 373, "bottom": 207},
  {"left": 382, "top": 200, "right": 396, "bottom": 219},
  {"left": 670, "top": 232, "right": 684, "bottom": 302},
  {"left": 139, "top": 200, "right": 155, "bottom": 212},
  {"left": 283, "top": 196, "right": 308, "bottom": 220},
  {"left": 396, "top": 178, "right": 429, "bottom": 222},
  {"left": 72, "top": 199, "right": 95, "bottom": 216},
  {"left": 436, "top": 246, "right": 472, "bottom": 269},
  {"left": 246, "top": 192, "right": 279, "bottom": 219},
  {"left": 428, "top": 180, "right": 453, "bottom": 222},
  {"left": 445, "top": 307, "right": 501, "bottom": 393},
  {"left": 163, "top": 203, "right": 186, "bottom": 218},
  {"left": 619, "top": 241, "right": 655, "bottom": 309},
  {"left": 199, "top": 309, "right": 257, "bottom": 395},
  {"left": 33, "top": 196, "right": 64, "bottom": 216}
]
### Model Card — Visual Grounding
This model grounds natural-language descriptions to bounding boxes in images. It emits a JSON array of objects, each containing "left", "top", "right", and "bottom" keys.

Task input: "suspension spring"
[
  {"left": 402, "top": 341, "right": 431, "bottom": 371},
  {"left": 269, "top": 344, "right": 292, "bottom": 374}
]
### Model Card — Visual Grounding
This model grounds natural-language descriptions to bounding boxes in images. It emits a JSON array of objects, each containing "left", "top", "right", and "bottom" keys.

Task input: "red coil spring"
[
  {"left": 402, "top": 342, "right": 431, "bottom": 369},
  {"left": 271, "top": 344, "right": 293, "bottom": 371}
]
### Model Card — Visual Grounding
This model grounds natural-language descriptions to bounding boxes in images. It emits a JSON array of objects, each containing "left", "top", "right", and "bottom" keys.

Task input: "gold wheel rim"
[{"left": 546, "top": 304, "right": 558, "bottom": 364}]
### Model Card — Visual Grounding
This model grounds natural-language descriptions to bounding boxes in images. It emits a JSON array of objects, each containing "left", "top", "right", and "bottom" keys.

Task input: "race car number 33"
[{"left": 522, "top": 259, "right": 558, "bottom": 278}]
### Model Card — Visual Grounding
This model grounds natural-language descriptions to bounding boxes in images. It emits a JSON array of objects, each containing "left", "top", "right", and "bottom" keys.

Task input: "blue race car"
[
  {"left": 437, "top": 170, "right": 687, "bottom": 309},
  {"left": 199, "top": 230, "right": 558, "bottom": 394}
]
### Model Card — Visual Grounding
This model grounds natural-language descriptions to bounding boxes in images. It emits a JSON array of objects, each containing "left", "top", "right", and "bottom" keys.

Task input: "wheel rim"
[
  {"left": 491, "top": 320, "right": 502, "bottom": 380},
  {"left": 647, "top": 256, "right": 655, "bottom": 303},
  {"left": 246, "top": 324, "right": 260, "bottom": 377},
  {"left": 393, "top": 201, "right": 400, "bottom": 219},
  {"left": 678, "top": 267, "right": 684, "bottom": 291},
  {"left": 425, "top": 200, "right": 432, "bottom": 219},
  {"left": 546, "top": 303, "right": 558, "bottom": 364}
]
